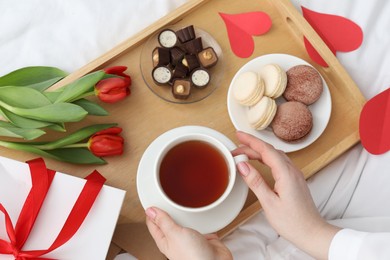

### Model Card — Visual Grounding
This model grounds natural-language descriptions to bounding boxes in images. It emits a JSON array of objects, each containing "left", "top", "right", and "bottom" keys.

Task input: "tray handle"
[{"left": 271, "top": 0, "right": 366, "bottom": 105}]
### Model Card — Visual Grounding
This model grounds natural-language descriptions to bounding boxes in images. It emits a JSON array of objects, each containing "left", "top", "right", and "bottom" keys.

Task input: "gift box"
[{"left": 0, "top": 156, "right": 125, "bottom": 259}]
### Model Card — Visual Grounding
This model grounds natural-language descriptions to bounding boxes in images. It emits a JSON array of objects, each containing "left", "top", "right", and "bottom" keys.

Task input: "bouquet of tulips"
[{"left": 0, "top": 66, "right": 131, "bottom": 164}]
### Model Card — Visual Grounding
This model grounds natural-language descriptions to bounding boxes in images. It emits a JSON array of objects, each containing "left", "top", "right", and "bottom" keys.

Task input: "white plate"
[
  {"left": 227, "top": 54, "right": 332, "bottom": 153},
  {"left": 136, "top": 126, "right": 248, "bottom": 234}
]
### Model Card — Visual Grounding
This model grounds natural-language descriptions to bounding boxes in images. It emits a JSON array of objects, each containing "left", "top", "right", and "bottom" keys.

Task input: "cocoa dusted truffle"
[
  {"left": 191, "top": 68, "right": 210, "bottom": 89},
  {"left": 172, "top": 79, "right": 191, "bottom": 99},
  {"left": 158, "top": 29, "right": 178, "bottom": 48},
  {"left": 198, "top": 47, "right": 218, "bottom": 68},
  {"left": 176, "top": 25, "right": 196, "bottom": 43}
]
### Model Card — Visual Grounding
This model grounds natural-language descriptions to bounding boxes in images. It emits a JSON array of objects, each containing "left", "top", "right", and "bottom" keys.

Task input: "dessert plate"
[
  {"left": 140, "top": 26, "right": 224, "bottom": 104},
  {"left": 136, "top": 126, "right": 248, "bottom": 234},
  {"left": 227, "top": 54, "right": 332, "bottom": 153}
]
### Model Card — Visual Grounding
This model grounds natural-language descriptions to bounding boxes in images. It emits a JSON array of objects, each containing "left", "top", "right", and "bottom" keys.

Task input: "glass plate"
[{"left": 140, "top": 25, "right": 224, "bottom": 104}]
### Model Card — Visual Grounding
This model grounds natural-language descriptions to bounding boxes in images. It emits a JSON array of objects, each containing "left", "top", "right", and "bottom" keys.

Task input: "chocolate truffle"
[
  {"left": 197, "top": 47, "right": 218, "bottom": 68},
  {"left": 152, "top": 47, "right": 171, "bottom": 67},
  {"left": 172, "top": 79, "right": 191, "bottom": 99},
  {"left": 152, "top": 66, "right": 173, "bottom": 85},
  {"left": 182, "top": 54, "right": 200, "bottom": 72},
  {"left": 283, "top": 65, "right": 323, "bottom": 105},
  {"left": 176, "top": 25, "right": 196, "bottom": 43},
  {"left": 170, "top": 46, "right": 185, "bottom": 66},
  {"left": 158, "top": 29, "right": 178, "bottom": 48},
  {"left": 172, "top": 62, "right": 189, "bottom": 79},
  {"left": 191, "top": 68, "right": 210, "bottom": 88},
  {"left": 182, "top": 37, "right": 203, "bottom": 54},
  {"left": 271, "top": 101, "right": 313, "bottom": 142}
]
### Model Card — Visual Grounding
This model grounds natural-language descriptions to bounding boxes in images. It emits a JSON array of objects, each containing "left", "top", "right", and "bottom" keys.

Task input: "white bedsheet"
[{"left": 1, "top": 0, "right": 389, "bottom": 259}]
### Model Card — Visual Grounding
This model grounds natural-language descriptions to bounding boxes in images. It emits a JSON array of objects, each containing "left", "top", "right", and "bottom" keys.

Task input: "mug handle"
[{"left": 233, "top": 154, "right": 249, "bottom": 165}]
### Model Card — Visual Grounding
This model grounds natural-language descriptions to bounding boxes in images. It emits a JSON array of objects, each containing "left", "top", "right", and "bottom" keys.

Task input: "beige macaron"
[
  {"left": 232, "top": 71, "right": 264, "bottom": 106},
  {"left": 259, "top": 64, "right": 287, "bottom": 98},
  {"left": 246, "top": 96, "right": 277, "bottom": 130}
]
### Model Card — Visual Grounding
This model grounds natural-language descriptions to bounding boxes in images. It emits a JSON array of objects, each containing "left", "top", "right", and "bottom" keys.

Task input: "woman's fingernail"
[
  {"left": 237, "top": 161, "right": 250, "bottom": 177},
  {"left": 146, "top": 207, "right": 157, "bottom": 220}
]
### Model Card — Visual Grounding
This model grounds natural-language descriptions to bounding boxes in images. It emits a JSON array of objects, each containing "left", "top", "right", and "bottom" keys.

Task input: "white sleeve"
[{"left": 329, "top": 229, "right": 390, "bottom": 260}]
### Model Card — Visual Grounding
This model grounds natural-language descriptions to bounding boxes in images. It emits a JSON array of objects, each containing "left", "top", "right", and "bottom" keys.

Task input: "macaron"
[
  {"left": 246, "top": 96, "right": 277, "bottom": 130},
  {"left": 271, "top": 101, "right": 313, "bottom": 142},
  {"left": 283, "top": 65, "right": 323, "bottom": 105},
  {"left": 232, "top": 71, "right": 264, "bottom": 106},
  {"left": 259, "top": 64, "right": 287, "bottom": 99}
]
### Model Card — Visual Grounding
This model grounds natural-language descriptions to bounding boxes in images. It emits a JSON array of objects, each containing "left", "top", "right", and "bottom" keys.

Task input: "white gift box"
[{"left": 0, "top": 156, "right": 126, "bottom": 259}]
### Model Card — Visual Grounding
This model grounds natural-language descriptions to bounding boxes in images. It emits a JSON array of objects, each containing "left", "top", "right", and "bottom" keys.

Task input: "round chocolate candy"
[
  {"left": 158, "top": 29, "right": 178, "bottom": 48},
  {"left": 191, "top": 68, "right": 210, "bottom": 89},
  {"left": 152, "top": 66, "right": 173, "bottom": 85}
]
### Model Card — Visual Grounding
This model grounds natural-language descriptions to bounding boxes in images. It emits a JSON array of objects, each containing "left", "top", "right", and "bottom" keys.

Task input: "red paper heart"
[
  {"left": 302, "top": 7, "right": 363, "bottom": 67},
  {"left": 219, "top": 12, "right": 272, "bottom": 58},
  {"left": 360, "top": 88, "right": 390, "bottom": 155}
]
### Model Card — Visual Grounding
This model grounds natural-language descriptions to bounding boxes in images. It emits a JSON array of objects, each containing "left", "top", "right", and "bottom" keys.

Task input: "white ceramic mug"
[{"left": 154, "top": 132, "right": 248, "bottom": 213}]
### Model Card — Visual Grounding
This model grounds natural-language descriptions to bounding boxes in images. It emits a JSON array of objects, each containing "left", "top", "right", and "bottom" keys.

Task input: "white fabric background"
[{"left": 0, "top": 0, "right": 389, "bottom": 259}]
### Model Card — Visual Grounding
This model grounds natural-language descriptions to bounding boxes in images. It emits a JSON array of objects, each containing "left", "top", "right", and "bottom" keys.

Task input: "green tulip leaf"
[
  {"left": 0, "top": 66, "right": 68, "bottom": 87},
  {"left": 0, "top": 107, "right": 53, "bottom": 129},
  {"left": 55, "top": 71, "right": 105, "bottom": 103},
  {"left": 0, "top": 86, "right": 52, "bottom": 108},
  {"left": 33, "top": 123, "right": 117, "bottom": 150},
  {"left": 27, "top": 77, "right": 64, "bottom": 92},
  {"left": 43, "top": 148, "right": 107, "bottom": 164},
  {"left": 0, "top": 121, "right": 46, "bottom": 140},
  {"left": 73, "top": 99, "right": 108, "bottom": 116},
  {"left": 46, "top": 123, "right": 66, "bottom": 132},
  {"left": 0, "top": 140, "right": 106, "bottom": 164},
  {"left": 44, "top": 91, "right": 61, "bottom": 103},
  {"left": 0, "top": 101, "right": 88, "bottom": 123}
]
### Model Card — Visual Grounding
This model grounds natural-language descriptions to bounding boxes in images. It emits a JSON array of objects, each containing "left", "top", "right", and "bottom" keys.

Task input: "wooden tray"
[{"left": 0, "top": 0, "right": 365, "bottom": 251}]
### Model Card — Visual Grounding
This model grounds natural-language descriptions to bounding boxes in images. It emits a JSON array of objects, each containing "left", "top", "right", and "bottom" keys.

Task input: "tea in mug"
[{"left": 159, "top": 140, "right": 229, "bottom": 208}]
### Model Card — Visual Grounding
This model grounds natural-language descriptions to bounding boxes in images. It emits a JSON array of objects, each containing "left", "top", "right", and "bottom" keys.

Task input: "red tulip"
[
  {"left": 95, "top": 66, "right": 131, "bottom": 103},
  {"left": 88, "top": 127, "right": 124, "bottom": 156}
]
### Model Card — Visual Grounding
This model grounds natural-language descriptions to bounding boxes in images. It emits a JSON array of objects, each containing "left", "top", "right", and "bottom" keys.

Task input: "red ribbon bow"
[{"left": 0, "top": 158, "right": 105, "bottom": 259}]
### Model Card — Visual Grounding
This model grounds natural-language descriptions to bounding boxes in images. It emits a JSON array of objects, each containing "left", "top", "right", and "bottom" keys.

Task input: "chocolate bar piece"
[
  {"left": 172, "top": 62, "right": 189, "bottom": 79},
  {"left": 172, "top": 79, "right": 191, "bottom": 99},
  {"left": 152, "top": 47, "right": 171, "bottom": 67},
  {"left": 176, "top": 25, "right": 196, "bottom": 43},
  {"left": 182, "top": 37, "right": 203, "bottom": 54},
  {"left": 182, "top": 54, "right": 200, "bottom": 72},
  {"left": 152, "top": 66, "right": 173, "bottom": 85},
  {"left": 197, "top": 47, "right": 218, "bottom": 68},
  {"left": 158, "top": 29, "right": 178, "bottom": 48},
  {"left": 191, "top": 68, "right": 210, "bottom": 89},
  {"left": 170, "top": 47, "right": 185, "bottom": 66}
]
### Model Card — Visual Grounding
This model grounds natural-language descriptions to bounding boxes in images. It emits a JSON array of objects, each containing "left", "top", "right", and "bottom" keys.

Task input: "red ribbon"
[{"left": 0, "top": 158, "right": 106, "bottom": 259}]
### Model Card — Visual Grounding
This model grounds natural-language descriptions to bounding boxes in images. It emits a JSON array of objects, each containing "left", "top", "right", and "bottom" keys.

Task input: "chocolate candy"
[
  {"left": 182, "top": 37, "right": 203, "bottom": 54},
  {"left": 176, "top": 25, "right": 196, "bottom": 43},
  {"left": 198, "top": 47, "right": 218, "bottom": 68},
  {"left": 172, "top": 63, "right": 189, "bottom": 79},
  {"left": 170, "top": 47, "right": 185, "bottom": 66},
  {"left": 152, "top": 47, "right": 171, "bottom": 67},
  {"left": 182, "top": 54, "right": 200, "bottom": 72},
  {"left": 152, "top": 66, "right": 173, "bottom": 85},
  {"left": 158, "top": 29, "right": 178, "bottom": 48},
  {"left": 191, "top": 68, "right": 210, "bottom": 89},
  {"left": 172, "top": 79, "right": 191, "bottom": 99}
]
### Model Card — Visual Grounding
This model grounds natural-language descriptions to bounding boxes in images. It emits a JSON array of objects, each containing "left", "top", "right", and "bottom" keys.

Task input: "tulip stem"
[{"left": 61, "top": 143, "right": 89, "bottom": 149}]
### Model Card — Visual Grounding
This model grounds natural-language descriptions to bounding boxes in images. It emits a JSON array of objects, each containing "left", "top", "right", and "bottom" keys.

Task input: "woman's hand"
[
  {"left": 146, "top": 207, "right": 232, "bottom": 260},
  {"left": 233, "top": 131, "right": 340, "bottom": 260}
]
